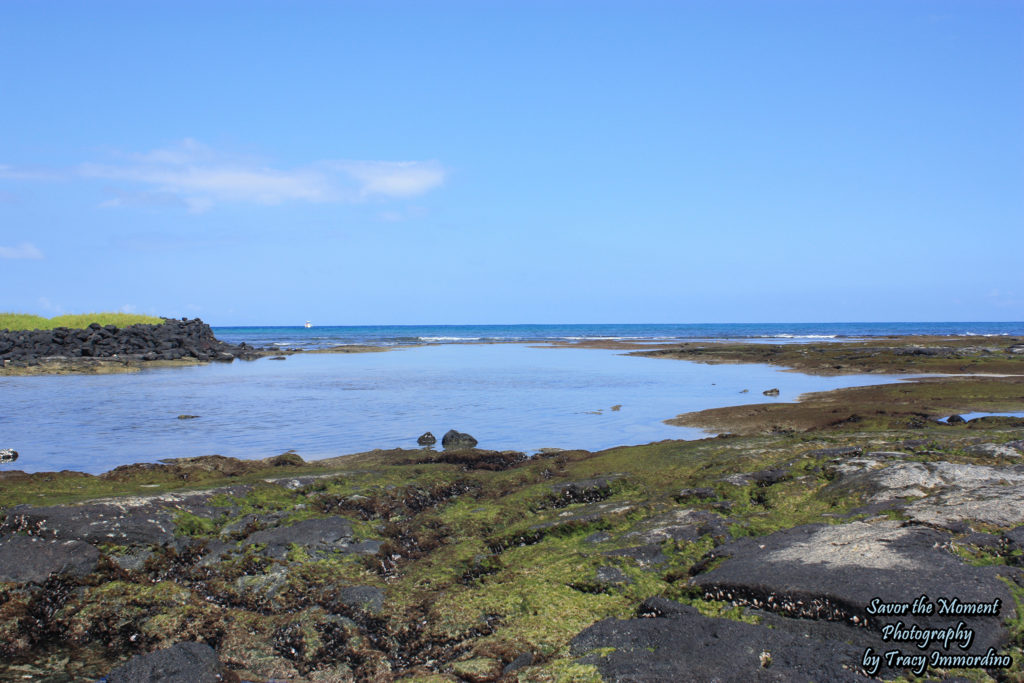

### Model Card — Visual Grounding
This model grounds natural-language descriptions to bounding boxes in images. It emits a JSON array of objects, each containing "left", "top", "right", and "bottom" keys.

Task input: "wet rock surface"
[
  {"left": 0, "top": 534, "right": 100, "bottom": 583},
  {"left": 1, "top": 502, "right": 176, "bottom": 546},
  {"left": 441, "top": 429, "right": 478, "bottom": 450},
  {"left": 690, "top": 520, "right": 1016, "bottom": 652},
  {"left": 241, "top": 516, "right": 376, "bottom": 559},
  {"left": 103, "top": 641, "right": 237, "bottom": 683},
  {"left": 572, "top": 597, "right": 866, "bottom": 682}
]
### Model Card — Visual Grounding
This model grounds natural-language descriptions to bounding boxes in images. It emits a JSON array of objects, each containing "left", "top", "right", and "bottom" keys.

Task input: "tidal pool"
[{"left": 0, "top": 344, "right": 909, "bottom": 473}]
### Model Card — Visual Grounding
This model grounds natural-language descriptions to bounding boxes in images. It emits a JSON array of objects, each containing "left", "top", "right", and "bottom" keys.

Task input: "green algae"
[{"left": 2, "top": 417, "right": 1023, "bottom": 680}]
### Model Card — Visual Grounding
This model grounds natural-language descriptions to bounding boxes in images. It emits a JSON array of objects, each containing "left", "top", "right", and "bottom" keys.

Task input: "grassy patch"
[{"left": 0, "top": 312, "right": 165, "bottom": 330}]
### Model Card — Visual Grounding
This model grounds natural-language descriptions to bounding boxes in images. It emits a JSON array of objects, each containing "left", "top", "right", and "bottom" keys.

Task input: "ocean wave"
[
  {"left": 769, "top": 334, "right": 838, "bottom": 339},
  {"left": 561, "top": 336, "right": 648, "bottom": 341},
  {"left": 418, "top": 336, "right": 483, "bottom": 342}
]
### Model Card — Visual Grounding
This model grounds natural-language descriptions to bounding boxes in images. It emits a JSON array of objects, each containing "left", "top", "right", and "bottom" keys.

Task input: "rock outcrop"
[
  {"left": 104, "top": 641, "right": 238, "bottom": 683},
  {"left": 0, "top": 318, "right": 261, "bottom": 367},
  {"left": 441, "top": 429, "right": 478, "bottom": 450}
]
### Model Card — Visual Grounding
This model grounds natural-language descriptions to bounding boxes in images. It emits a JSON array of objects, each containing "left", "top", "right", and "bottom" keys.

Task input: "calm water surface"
[{"left": 2, "top": 344, "right": 912, "bottom": 473}]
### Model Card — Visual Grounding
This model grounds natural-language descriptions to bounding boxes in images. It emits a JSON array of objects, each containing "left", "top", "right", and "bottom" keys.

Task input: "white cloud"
[
  {"left": 0, "top": 242, "right": 44, "bottom": 259},
  {"left": 328, "top": 161, "right": 446, "bottom": 198},
  {"left": 1, "top": 140, "right": 447, "bottom": 212},
  {"left": 74, "top": 140, "right": 446, "bottom": 211}
]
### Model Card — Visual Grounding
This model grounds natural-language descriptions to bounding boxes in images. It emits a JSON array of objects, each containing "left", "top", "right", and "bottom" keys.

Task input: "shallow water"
[
  {"left": 938, "top": 411, "right": 1024, "bottom": 422},
  {"left": 0, "top": 344, "right": 910, "bottom": 474}
]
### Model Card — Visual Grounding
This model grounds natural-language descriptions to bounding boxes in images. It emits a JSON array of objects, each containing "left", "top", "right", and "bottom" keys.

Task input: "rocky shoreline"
[
  {"left": 1, "top": 423, "right": 1023, "bottom": 680},
  {"left": 0, "top": 318, "right": 268, "bottom": 375},
  {"left": 1, "top": 336, "right": 1023, "bottom": 681},
  {"left": 0, "top": 318, "right": 397, "bottom": 376}
]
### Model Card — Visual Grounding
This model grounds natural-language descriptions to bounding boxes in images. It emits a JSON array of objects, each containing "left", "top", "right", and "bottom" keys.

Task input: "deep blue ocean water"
[
  {"left": 1, "top": 322, "right": 1020, "bottom": 474},
  {"left": 212, "top": 321, "right": 1024, "bottom": 349}
]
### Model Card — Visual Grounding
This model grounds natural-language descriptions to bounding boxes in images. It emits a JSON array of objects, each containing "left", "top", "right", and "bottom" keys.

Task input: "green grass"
[{"left": 0, "top": 312, "right": 165, "bottom": 331}]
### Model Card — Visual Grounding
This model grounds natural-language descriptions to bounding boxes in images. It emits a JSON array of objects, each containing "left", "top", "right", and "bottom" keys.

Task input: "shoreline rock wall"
[{"left": 0, "top": 318, "right": 260, "bottom": 366}]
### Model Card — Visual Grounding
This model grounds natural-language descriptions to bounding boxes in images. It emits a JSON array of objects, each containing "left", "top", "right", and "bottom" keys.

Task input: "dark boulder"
[
  {"left": 0, "top": 534, "right": 100, "bottom": 583},
  {"left": 762, "top": 388, "right": 780, "bottom": 396},
  {"left": 442, "top": 429, "right": 478, "bottom": 450},
  {"left": 417, "top": 431, "right": 437, "bottom": 446},
  {"left": 0, "top": 448, "right": 17, "bottom": 463},
  {"left": 265, "top": 450, "right": 304, "bottom": 467},
  {"left": 946, "top": 414, "right": 966, "bottom": 424},
  {"left": 104, "top": 641, "right": 238, "bottom": 683},
  {"left": 0, "top": 317, "right": 263, "bottom": 367}
]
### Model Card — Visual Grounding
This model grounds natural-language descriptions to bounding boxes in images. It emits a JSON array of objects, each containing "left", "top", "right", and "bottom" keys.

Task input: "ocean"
[
  {"left": 211, "top": 321, "right": 1024, "bottom": 349},
  {"left": 2, "top": 322, "right": 1021, "bottom": 474}
]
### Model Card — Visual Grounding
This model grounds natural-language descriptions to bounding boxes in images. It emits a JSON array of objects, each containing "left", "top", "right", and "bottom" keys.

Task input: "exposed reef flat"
[
  {"left": 2, "top": 334, "right": 1023, "bottom": 680},
  {"left": 2, "top": 421, "right": 1023, "bottom": 681},
  {"left": 627, "top": 335, "right": 1024, "bottom": 375},
  {"left": 602, "top": 336, "right": 1024, "bottom": 437},
  {"left": 669, "top": 376, "right": 1024, "bottom": 435}
]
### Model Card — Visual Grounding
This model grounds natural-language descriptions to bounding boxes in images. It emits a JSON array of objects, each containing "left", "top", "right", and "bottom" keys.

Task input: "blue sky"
[{"left": 2, "top": 1, "right": 1021, "bottom": 325}]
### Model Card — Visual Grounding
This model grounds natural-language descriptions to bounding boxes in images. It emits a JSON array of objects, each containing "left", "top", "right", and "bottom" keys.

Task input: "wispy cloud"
[
  {"left": 326, "top": 161, "right": 446, "bottom": 199},
  {"left": 1, "top": 139, "right": 447, "bottom": 213},
  {"left": 0, "top": 242, "right": 44, "bottom": 259},
  {"left": 0, "top": 164, "right": 61, "bottom": 181}
]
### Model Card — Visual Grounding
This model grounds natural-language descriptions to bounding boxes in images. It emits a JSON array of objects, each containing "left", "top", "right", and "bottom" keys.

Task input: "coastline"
[
  {"left": 1, "top": 329, "right": 1023, "bottom": 680},
  {"left": 2, "top": 422, "right": 1023, "bottom": 680}
]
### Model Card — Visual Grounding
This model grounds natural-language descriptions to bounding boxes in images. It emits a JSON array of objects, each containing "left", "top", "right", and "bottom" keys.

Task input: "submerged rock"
[
  {"left": 762, "top": 388, "right": 780, "bottom": 396},
  {"left": 104, "top": 641, "right": 237, "bottom": 683},
  {"left": 441, "top": 429, "right": 478, "bottom": 450}
]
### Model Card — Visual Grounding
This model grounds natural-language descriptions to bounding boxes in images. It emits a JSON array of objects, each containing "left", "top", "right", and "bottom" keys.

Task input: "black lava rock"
[
  {"left": 441, "top": 429, "right": 478, "bottom": 450},
  {"left": 104, "top": 641, "right": 237, "bottom": 683},
  {"left": 0, "top": 318, "right": 262, "bottom": 366},
  {"left": 0, "top": 534, "right": 100, "bottom": 584}
]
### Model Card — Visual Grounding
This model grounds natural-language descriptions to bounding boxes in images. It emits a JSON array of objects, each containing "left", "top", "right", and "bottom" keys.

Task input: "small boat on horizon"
[{"left": 305, "top": 321, "right": 312, "bottom": 328}]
